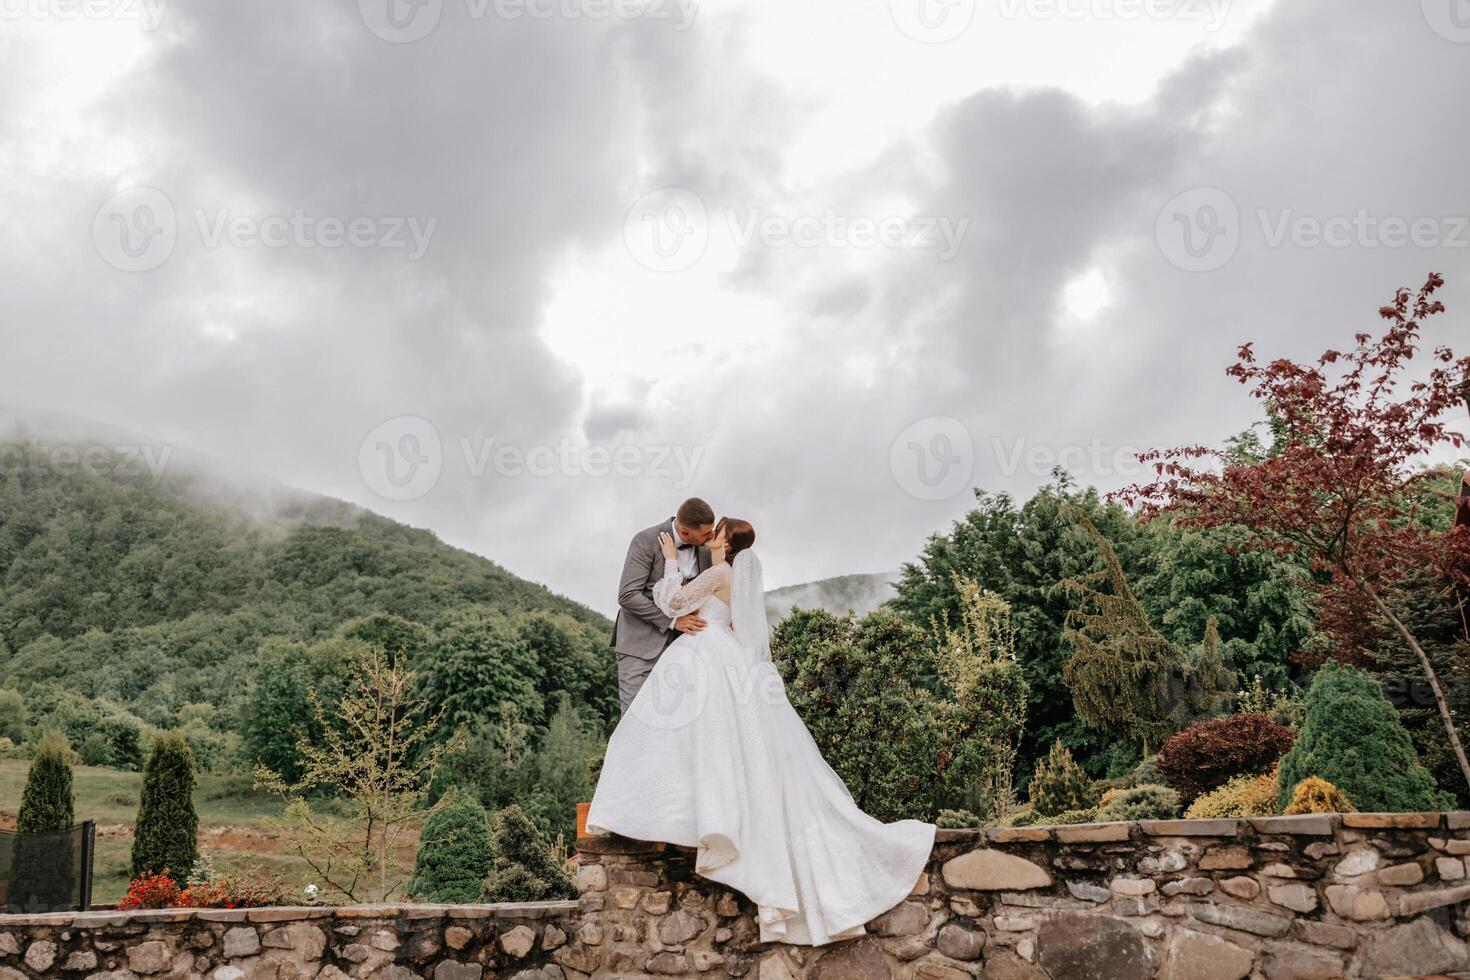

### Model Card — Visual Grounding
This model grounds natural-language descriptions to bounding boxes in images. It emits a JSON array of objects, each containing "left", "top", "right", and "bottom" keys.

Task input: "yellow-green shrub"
[
  {"left": 1284, "top": 776, "right": 1355, "bottom": 815},
  {"left": 1185, "top": 770, "right": 1278, "bottom": 818}
]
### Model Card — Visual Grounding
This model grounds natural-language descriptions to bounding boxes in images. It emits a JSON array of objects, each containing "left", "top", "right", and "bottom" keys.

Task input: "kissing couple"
[{"left": 587, "top": 498, "right": 935, "bottom": 947}]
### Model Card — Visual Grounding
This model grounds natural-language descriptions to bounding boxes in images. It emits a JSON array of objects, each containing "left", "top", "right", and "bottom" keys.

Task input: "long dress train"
[{"left": 586, "top": 558, "right": 935, "bottom": 946}]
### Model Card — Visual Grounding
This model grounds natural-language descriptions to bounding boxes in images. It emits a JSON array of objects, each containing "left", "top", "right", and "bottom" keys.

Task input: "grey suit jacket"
[{"left": 612, "top": 518, "right": 711, "bottom": 661}]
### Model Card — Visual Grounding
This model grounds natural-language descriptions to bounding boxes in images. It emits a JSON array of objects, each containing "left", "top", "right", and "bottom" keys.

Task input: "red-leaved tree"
[{"left": 1121, "top": 273, "right": 1470, "bottom": 790}]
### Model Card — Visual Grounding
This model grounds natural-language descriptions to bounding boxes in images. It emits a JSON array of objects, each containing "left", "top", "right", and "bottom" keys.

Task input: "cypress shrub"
[
  {"left": 131, "top": 732, "right": 199, "bottom": 884},
  {"left": 407, "top": 787, "right": 493, "bottom": 903},
  {"left": 482, "top": 804, "right": 576, "bottom": 902},
  {"left": 1276, "top": 663, "right": 1450, "bottom": 813},
  {"left": 11, "top": 733, "right": 77, "bottom": 912},
  {"left": 16, "top": 733, "right": 74, "bottom": 833},
  {"left": 1157, "top": 714, "right": 1295, "bottom": 800},
  {"left": 1027, "top": 741, "right": 1095, "bottom": 817}
]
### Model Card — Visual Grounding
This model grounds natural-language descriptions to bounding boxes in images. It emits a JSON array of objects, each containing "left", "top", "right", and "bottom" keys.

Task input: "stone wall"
[
  {"left": 573, "top": 811, "right": 1470, "bottom": 979},
  {"left": 0, "top": 901, "right": 579, "bottom": 979},
  {"left": 9, "top": 812, "right": 1470, "bottom": 979}
]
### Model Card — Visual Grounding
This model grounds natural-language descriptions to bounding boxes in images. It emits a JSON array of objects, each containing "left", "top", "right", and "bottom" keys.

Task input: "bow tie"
[{"left": 677, "top": 542, "right": 695, "bottom": 551}]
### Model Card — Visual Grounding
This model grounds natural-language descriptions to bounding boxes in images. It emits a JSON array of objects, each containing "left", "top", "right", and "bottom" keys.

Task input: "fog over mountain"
[{"left": 765, "top": 572, "right": 900, "bottom": 625}]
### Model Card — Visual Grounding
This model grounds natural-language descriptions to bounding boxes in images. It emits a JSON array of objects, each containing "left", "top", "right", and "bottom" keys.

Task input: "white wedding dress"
[{"left": 586, "top": 552, "right": 935, "bottom": 946}]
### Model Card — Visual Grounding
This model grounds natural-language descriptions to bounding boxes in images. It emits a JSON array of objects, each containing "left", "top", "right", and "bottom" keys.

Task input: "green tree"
[
  {"left": 775, "top": 608, "right": 940, "bottom": 821},
  {"left": 483, "top": 804, "right": 577, "bottom": 902},
  {"left": 1187, "top": 615, "right": 1236, "bottom": 717},
  {"left": 10, "top": 732, "right": 76, "bottom": 911},
  {"left": 256, "top": 648, "right": 460, "bottom": 902},
  {"left": 131, "top": 731, "right": 199, "bottom": 884},
  {"left": 1056, "top": 508, "right": 1190, "bottom": 753},
  {"left": 522, "top": 694, "right": 604, "bottom": 847},
  {"left": 893, "top": 477, "right": 1151, "bottom": 775},
  {"left": 1028, "top": 740, "right": 1094, "bottom": 817},
  {"left": 417, "top": 611, "right": 547, "bottom": 733},
  {"left": 432, "top": 702, "right": 536, "bottom": 815},
  {"left": 931, "top": 580, "right": 1029, "bottom": 819},
  {"left": 16, "top": 732, "right": 74, "bottom": 832},
  {"left": 406, "top": 786, "right": 493, "bottom": 903},
  {"left": 243, "top": 639, "right": 350, "bottom": 783},
  {"left": 0, "top": 689, "right": 26, "bottom": 742},
  {"left": 1276, "top": 663, "right": 1450, "bottom": 813}
]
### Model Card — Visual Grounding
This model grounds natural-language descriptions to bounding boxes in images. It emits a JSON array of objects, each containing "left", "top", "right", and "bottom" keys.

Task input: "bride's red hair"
[{"left": 716, "top": 517, "right": 755, "bottom": 563}]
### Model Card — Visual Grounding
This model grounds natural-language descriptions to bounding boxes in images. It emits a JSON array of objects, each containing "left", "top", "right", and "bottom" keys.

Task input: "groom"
[{"left": 612, "top": 497, "right": 716, "bottom": 712}]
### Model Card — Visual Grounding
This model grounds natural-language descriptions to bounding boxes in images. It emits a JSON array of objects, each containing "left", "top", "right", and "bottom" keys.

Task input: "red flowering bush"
[
  {"left": 119, "top": 870, "right": 182, "bottom": 910},
  {"left": 1157, "top": 714, "right": 1296, "bottom": 800}
]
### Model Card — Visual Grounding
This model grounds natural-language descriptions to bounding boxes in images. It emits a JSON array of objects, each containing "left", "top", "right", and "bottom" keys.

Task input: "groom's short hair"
[{"left": 676, "top": 497, "right": 716, "bottom": 528}]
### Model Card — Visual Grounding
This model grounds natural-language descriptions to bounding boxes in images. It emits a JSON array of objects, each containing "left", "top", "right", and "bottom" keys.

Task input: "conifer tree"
[
  {"left": 16, "top": 733, "right": 74, "bottom": 833},
  {"left": 1027, "top": 740, "right": 1094, "bottom": 817},
  {"left": 131, "top": 732, "right": 199, "bottom": 884},
  {"left": 10, "top": 733, "right": 77, "bottom": 912},
  {"left": 1276, "top": 663, "right": 1449, "bottom": 813},
  {"left": 1056, "top": 507, "right": 1189, "bottom": 753},
  {"left": 482, "top": 804, "right": 577, "bottom": 902},
  {"left": 1188, "top": 615, "right": 1237, "bottom": 717},
  {"left": 406, "top": 786, "right": 493, "bottom": 903}
]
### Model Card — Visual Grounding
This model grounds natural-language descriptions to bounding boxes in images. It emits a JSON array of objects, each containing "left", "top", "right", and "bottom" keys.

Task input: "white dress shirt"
[{"left": 671, "top": 519, "right": 698, "bottom": 581}]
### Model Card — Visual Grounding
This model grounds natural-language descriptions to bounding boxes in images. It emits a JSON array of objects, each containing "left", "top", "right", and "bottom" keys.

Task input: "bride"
[{"left": 585, "top": 517, "right": 935, "bottom": 947}]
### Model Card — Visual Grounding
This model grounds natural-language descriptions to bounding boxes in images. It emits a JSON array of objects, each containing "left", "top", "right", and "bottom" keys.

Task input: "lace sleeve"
[{"left": 653, "top": 563, "right": 730, "bottom": 618}]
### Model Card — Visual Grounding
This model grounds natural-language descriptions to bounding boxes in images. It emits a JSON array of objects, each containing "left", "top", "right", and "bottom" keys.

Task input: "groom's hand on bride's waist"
[{"left": 673, "top": 613, "right": 707, "bottom": 634}]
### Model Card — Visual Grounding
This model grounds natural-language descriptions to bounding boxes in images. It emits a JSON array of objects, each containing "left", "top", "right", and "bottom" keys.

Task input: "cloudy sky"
[{"left": 3, "top": 0, "right": 1468, "bottom": 615}]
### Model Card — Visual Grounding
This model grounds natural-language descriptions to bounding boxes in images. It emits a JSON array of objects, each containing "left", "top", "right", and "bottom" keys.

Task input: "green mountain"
[{"left": 0, "top": 434, "right": 613, "bottom": 766}]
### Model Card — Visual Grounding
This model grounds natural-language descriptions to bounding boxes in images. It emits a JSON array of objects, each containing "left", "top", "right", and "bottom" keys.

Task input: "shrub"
[
  {"left": 482, "top": 804, "right": 577, "bottom": 902},
  {"left": 1095, "top": 784, "right": 1181, "bottom": 822},
  {"left": 1132, "top": 754, "right": 1162, "bottom": 787},
  {"left": 1185, "top": 770, "right": 1279, "bottom": 819},
  {"left": 10, "top": 732, "right": 77, "bottom": 912},
  {"left": 1276, "top": 663, "right": 1450, "bottom": 813},
  {"left": 119, "top": 871, "right": 182, "bottom": 910},
  {"left": 16, "top": 733, "right": 74, "bottom": 833},
  {"left": 131, "top": 732, "right": 199, "bottom": 884},
  {"left": 407, "top": 787, "right": 494, "bottom": 904},
  {"left": 996, "top": 805, "right": 1036, "bottom": 828},
  {"left": 1028, "top": 741, "right": 1095, "bottom": 817},
  {"left": 1157, "top": 714, "right": 1295, "bottom": 800},
  {"left": 1045, "top": 808, "right": 1099, "bottom": 825},
  {"left": 1284, "top": 776, "right": 1356, "bottom": 815},
  {"left": 178, "top": 873, "right": 286, "bottom": 909},
  {"left": 78, "top": 732, "right": 113, "bottom": 767},
  {"left": 936, "top": 809, "right": 982, "bottom": 829}
]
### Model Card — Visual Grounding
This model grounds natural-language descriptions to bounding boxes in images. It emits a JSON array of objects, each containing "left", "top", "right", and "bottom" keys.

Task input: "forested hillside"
[{"left": 0, "top": 440, "right": 615, "bottom": 793}]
